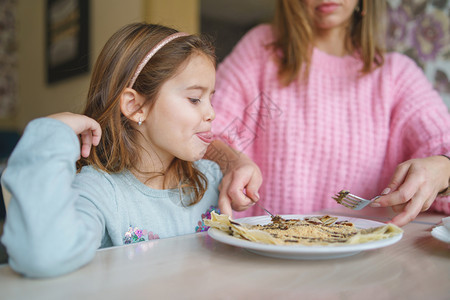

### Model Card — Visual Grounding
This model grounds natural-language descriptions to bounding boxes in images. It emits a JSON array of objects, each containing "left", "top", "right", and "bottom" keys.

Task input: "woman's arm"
[
  {"left": 204, "top": 140, "right": 262, "bottom": 217},
  {"left": 371, "top": 54, "right": 450, "bottom": 225}
]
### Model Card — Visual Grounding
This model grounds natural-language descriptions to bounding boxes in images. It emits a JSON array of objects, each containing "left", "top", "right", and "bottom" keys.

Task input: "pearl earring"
[{"left": 138, "top": 118, "right": 143, "bottom": 126}]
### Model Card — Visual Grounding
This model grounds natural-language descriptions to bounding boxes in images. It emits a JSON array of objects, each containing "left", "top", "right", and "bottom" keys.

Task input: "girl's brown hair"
[
  {"left": 77, "top": 23, "right": 216, "bottom": 205},
  {"left": 273, "top": 0, "right": 386, "bottom": 86}
]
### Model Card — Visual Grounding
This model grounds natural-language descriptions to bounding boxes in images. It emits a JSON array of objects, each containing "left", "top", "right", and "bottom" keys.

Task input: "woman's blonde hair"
[
  {"left": 77, "top": 23, "right": 216, "bottom": 205},
  {"left": 273, "top": 0, "right": 386, "bottom": 86}
]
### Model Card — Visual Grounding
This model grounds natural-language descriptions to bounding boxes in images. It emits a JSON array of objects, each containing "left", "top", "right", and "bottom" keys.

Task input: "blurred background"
[
  {"left": 0, "top": 0, "right": 274, "bottom": 133},
  {"left": 0, "top": 0, "right": 449, "bottom": 261}
]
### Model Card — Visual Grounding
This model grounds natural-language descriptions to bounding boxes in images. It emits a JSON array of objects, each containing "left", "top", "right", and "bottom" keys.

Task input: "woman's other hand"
[
  {"left": 371, "top": 156, "right": 450, "bottom": 226},
  {"left": 47, "top": 112, "right": 102, "bottom": 158}
]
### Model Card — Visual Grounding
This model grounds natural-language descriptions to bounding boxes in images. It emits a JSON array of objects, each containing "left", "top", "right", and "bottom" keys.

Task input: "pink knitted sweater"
[{"left": 212, "top": 24, "right": 450, "bottom": 218}]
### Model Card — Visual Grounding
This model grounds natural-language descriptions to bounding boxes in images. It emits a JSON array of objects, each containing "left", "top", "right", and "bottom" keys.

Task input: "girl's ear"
[{"left": 119, "top": 88, "right": 148, "bottom": 124}]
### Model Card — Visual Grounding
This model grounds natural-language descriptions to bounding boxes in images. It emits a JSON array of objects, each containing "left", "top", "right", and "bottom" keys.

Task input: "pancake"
[{"left": 204, "top": 212, "right": 402, "bottom": 246}]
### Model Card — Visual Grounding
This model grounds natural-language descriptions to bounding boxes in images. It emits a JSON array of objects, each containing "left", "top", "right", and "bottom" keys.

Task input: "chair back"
[
  {"left": 1, "top": 183, "right": 10, "bottom": 212},
  {"left": 1, "top": 170, "right": 10, "bottom": 213}
]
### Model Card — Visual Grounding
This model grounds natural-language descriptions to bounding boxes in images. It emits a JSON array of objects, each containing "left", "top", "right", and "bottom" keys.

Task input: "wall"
[
  {"left": 387, "top": 0, "right": 450, "bottom": 108},
  {"left": 201, "top": 0, "right": 274, "bottom": 62},
  {"left": 1, "top": 0, "right": 199, "bottom": 132},
  {"left": 144, "top": 0, "right": 199, "bottom": 33},
  {"left": 6, "top": 0, "right": 444, "bottom": 134}
]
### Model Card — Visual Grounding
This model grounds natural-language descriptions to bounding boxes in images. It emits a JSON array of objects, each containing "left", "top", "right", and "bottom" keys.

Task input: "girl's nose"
[{"left": 204, "top": 102, "right": 215, "bottom": 122}]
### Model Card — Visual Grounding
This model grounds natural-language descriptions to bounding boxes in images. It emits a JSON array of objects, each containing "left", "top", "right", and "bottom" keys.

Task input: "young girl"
[{"left": 1, "top": 23, "right": 221, "bottom": 277}]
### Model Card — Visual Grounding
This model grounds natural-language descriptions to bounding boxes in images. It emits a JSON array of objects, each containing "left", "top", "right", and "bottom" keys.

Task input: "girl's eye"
[{"left": 188, "top": 98, "right": 201, "bottom": 104}]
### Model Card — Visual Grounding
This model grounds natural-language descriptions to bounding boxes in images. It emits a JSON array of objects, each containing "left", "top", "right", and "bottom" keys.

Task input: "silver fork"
[
  {"left": 332, "top": 190, "right": 381, "bottom": 210},
  {"left": 254, "top": 201, "right": 275, "bottom": 217}
]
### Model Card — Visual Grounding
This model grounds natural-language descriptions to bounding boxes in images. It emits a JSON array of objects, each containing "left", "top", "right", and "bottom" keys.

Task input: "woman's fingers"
[
  {"left": 80, "top": 131, "right": 93, "bottom": 158},
  {"left": 373, "top": 161, "right": 424, "bottom": 208},
  {"left": 217, "top": 163, "right": 262, "bottom": 216},
  {"left": 87, "top": 118, "right": 102, "bottom": 146},
  {"left": 227, "top": 173, "right": 255, "bottom": 211},
  {"left": 376, "top": 181, "right": 417, "bottom": 207},
  {"left": 380, "top": 161, "right": 411, "bottom": 198},
  {"left": 391, "top": 203, "right": 406, "bottom": 213},
  {"left": 370, "top": 156, "right": 450, "bottom": 226},
  {"left": 79, "top": 117, "right": 102, "bottom": 158},
  {"left": 243, "top": 172, "right": 262, "bottom": 202},
  {"left": 389, "top": 193, "right": 426, "bottom": 226},
  {"left": 48, "top": 112, "right": 102, "bottom": 158},
  {"left": 218, "top": 186, "right": 233, "bottom": 217}
]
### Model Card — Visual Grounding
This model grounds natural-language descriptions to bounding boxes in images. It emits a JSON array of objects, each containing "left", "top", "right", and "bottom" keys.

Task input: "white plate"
[
  {"left": 431, "top": 226, "right": 450, "bottom": 243},
  {"left": 208, "top": 214, "right": 403, "bottom": 260}
]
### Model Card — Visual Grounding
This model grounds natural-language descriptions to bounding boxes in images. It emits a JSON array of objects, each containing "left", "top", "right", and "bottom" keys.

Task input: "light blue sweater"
[{"left": 1, "top": 118, "right": 222, "bottom": 277}]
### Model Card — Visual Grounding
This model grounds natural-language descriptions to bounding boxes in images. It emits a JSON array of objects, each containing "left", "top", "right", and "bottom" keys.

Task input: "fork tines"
[
  {"left": 332, "top": 190, "right": 359, "bottom": 209},
  {"left": 333, "top": 190, "right": 375, "bottom": 210}
]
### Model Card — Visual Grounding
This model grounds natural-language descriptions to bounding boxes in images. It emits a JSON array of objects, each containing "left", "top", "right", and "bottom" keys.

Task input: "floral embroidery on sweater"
[
  {"left": 124, "top": 226, "right": 145, "bottom": 244},
  {"left": 123, "top": 226, "right": 160, "bottom": 244},
  {"left": 196, "top": 205, "right": 220, "bottom": 232},
  {"left": 123, "top": 205, "right": 219, "bottom": 244}
]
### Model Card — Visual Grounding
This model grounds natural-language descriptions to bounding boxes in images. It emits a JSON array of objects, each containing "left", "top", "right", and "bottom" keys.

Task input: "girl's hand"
[
  {"left": 371, "top": 156, "right": 450, "bottom": 226},
  {"left": 218, "top": 154, "right": 263, "bottom": 217},
  {"left": 47, "top": 112, "right": 102, "bottom": 158}
]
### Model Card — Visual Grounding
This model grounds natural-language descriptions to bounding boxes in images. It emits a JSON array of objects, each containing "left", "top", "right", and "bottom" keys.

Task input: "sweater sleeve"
[
  {"left": 386, "top": 53, "right": 450, "bottom": 214},
  {"left": 1, "top": 118, "right": 109, "bottom": 277},
  {"left": 212, "top": 25, "right": 273, "bottom": 156}
]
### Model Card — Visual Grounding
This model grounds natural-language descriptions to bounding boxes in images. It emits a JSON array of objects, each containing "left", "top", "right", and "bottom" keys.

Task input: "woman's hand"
[
  {"left": 218, "top": 153, "right": 262, "bottom": 217},
  {"left": 47, "top": 112, "right": 102, "bottom": 158},
  {"left": 371, "top": 155, "right": 450, "bottom": 226},
  {"left": 204, "top": 140, "right": 262, "bottom": 217}
]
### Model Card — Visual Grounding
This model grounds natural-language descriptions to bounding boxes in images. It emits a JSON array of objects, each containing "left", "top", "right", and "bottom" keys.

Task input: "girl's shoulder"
[
  {"left": 76, "top": 165, "right": 118, "bottom": 191},
  {"left": 194, "top": 159, "right": 223, "bottom": 183},
  {"left": 78, "top": 165, "right": 109, "bottom": 178},
  {"left": 74, "top": 165, "right": 124, "bottom": 208},
  {"left": 194, "top": 159, "right": 221, "bottom": 173}
]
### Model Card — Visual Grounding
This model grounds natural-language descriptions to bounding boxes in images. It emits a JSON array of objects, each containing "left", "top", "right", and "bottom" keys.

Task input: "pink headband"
[{"left": 128, "top": 32, "right": 189, "bottom": 88}]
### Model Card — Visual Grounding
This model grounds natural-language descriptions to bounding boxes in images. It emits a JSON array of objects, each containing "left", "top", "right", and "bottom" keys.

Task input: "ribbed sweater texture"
[{"left": 212, "top": 24, "right": 450, "bottom": 218}]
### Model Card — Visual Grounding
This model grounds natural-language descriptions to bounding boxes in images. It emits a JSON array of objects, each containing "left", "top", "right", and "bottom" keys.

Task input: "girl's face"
[
  {"left": 143, "top": 53, "right": 216, "bottom": 164},
  {"left": 303, "top": 0, "right": 358, "bottom": 30}
]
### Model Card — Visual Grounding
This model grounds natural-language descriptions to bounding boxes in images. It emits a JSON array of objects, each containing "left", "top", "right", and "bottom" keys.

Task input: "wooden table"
[{"left": 0, "top": 207, "right": 448, "bottom": 300}]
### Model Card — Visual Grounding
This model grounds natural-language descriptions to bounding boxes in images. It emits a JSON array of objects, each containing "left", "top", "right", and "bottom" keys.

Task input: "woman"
[{"left": 212, "top": 0, "right": 450, "bottom": 226}]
